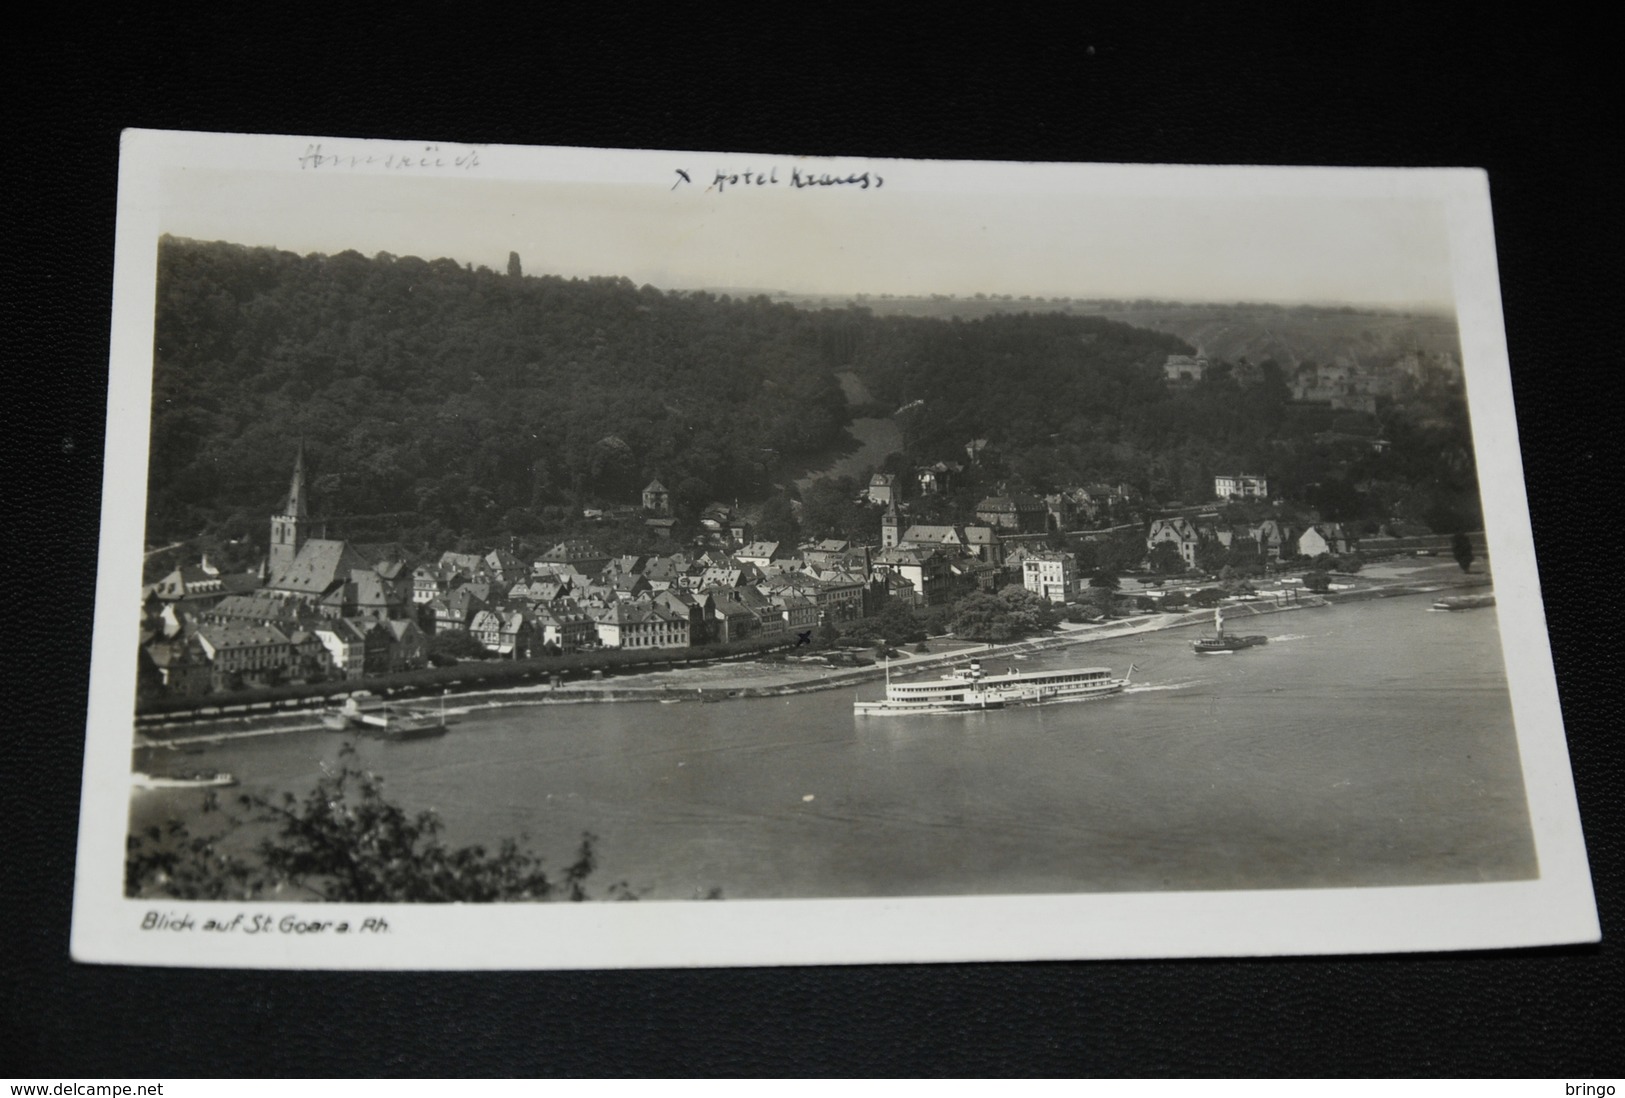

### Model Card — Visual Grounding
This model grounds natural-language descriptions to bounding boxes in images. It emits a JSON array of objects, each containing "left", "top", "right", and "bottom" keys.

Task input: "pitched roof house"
[
  {"left": 1147, "top": 517, "right": 1205, "bottom": 567},
  {"left": 1297, "top": 523, "right": 1354, "bottom": 558},
  {"left": 642, "top": 478, "right": 672, "bottom": 516},
  {"left": 532, "top": 599, "right": 597, "bottom": 652},
  {"left": 484, "top": 548, "right": 527, "bottom": 582},
  {"left": 592, "top": 602, "right": 690, "bottom": 650},
  {"left": 471, "top": 609, "right": 532, "bottom": 657},
  {"left": 536, "top": 540, "right": 611, "bottom": 576},
  {"left": 193, "top": 621, "right": 295, "bottom": 685},
  {"left": 701, "top": 589, "right": 760, "bottom": 644},
  {"left": 314, "top": 619, "right": 370, "bottom": 676},
  {"left": 641, "top": 557, "right": 685, "bottom": 590},
  {"left": 974, "top": 495, "right": 1049, "bottom": 533},
  {"left": 866, "top": 472, "right": 900, "bottom": 505},
  {"left": 266, "top": 538, "right": 412, "bottom": 617},
  {"left": 899, "top": 524, "right": 969, "bottom": 552},
  {"left": 438, "top": 550, "right": 491, "bottom": 579},
  {"left": 382, "top": 618, "right": 428, "bottom": 671},
  {"left": 204, "top": 591, "right": 307, "bottom": 627},
  {"left": 871, "top": 546, "right": 953, "bottom": 606},
  {"left": 734, "top": 541, "right": 782, "bottom": 567},
  {"left": 150, "top": 563, "right": 259, "bottom": 609},
  {"left": 1251, "top": 520, "right": 1297, "bottom": 559}
]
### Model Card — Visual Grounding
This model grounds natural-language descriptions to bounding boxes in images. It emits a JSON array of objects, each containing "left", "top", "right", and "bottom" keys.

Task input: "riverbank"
[
  {"left": 132, "top": 580, "right": 1536, "bottom": 907},
  {"left": 134, "top": 596, "right": 1316, "bottom": 746},
  {"left": 133, "top": 562, "right": 1491, "bottom": 746}
]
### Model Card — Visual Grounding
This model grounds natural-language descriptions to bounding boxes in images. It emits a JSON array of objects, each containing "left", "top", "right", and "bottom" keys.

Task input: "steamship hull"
[{"left": 854, "top": 659, "right": 1130, "bottom": 715}]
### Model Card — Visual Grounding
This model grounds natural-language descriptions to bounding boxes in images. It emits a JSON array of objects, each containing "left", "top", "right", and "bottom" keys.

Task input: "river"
[{"left": 130, "top": 594, "right": 1536, "bottom": 900}]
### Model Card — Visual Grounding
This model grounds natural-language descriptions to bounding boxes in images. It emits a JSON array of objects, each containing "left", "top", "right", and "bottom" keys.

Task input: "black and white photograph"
[{"left": 69, "top": 131, "right": 1596, "bottom": 970}]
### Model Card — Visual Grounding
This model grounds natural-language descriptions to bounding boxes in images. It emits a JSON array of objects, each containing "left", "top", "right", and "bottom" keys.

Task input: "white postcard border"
[{"left": 71, "top": 130, "right": 1598, "bottom": 969}]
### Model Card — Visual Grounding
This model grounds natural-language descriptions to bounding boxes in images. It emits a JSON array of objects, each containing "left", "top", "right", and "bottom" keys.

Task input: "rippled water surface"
[{"left": 132, "top": 596, "right": 1536, "bottom": 899}]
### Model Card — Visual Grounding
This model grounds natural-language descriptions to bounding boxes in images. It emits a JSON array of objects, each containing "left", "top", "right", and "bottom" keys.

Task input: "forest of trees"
[
  {"left": 148, "top": 238, "right": 1187, "bottom": 547},
  {"left": 148, "top": 237, "right": 1482, "bottom": 558},
  {"left": 149, "top": 238, "right": 862, "bottom": 546}
]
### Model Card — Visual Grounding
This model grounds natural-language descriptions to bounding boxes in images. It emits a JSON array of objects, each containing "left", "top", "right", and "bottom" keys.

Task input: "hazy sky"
[{"left": 157, "top": 157, "right": 1459, "bottom": 309}]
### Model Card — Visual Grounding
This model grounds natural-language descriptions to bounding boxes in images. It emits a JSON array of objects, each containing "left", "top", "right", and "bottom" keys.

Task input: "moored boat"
[
  {"left": 1430, "top": 593, "right": 1495, "bottom": 611},
  {"left": 366, "top": 710, "right": 448, "bottom": 741},
  {"left": 854, "top": 658, "right": 1132, "bottom": 715},
  {"left": 1192, "top": 607, "right": 1267, "bottom": 654},
  {"left": 132, "top": 770, "right": 238, "bottom": 789}
]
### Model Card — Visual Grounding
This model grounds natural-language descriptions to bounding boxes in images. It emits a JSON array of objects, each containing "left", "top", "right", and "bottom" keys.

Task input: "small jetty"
[{"left": 321, "top": 692, "right": 448, "bottom": 741}]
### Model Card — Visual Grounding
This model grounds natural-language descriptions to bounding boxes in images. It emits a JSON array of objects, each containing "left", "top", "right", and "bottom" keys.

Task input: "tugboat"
[{"left": 1191, "top": 607, "right": 1268, "bottom": 654}]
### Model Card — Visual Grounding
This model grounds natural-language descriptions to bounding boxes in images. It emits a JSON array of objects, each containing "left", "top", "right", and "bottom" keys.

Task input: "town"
[
  {"left": 137, "top": 367, "right": 1463, "bottom": 707},
  {"left": 135, "top": 240, "right": 1479, "bottom": 708}
]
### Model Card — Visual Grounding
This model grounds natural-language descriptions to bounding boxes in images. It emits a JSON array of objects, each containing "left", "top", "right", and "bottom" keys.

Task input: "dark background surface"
[{"left": 7, "top": 9, "right": 1619, "bottom": 1077}]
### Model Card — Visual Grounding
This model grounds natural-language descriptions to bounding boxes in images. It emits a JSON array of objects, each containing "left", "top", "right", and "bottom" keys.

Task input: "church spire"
[
  {"left": 269, "top": 443, "right": 309, "bottom": 578},
  {"left": 284, "top": 440, "right": 308, "bottom": 519}
]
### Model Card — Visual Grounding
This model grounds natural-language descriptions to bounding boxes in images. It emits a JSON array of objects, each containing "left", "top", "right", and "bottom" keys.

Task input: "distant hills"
[
  {"left": 1079, "top": 303, "right": 1459, "bottom": 371},
  {"left": 759, "top": 293, "right": 1460, "bottom": 370}
]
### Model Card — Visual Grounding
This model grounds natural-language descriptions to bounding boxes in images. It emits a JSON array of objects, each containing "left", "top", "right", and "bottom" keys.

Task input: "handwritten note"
[
  {"left": 299, "top": 143, "right": 481, "bottom": 172},
  {"left": 672, "top": 165, "right": 884, "bottom": 193}
]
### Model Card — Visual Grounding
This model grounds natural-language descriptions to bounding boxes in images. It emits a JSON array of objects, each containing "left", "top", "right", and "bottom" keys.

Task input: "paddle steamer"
[{"left": 854, "top": 659, "right": 1131, "bottom": 715}]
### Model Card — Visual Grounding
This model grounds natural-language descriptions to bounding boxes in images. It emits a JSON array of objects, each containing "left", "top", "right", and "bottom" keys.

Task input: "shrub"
[{"left": 126, "top": 744, "right": 634, "bottom": 902}]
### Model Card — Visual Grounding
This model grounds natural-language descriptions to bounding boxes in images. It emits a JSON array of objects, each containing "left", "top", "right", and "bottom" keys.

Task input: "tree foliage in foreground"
[{"left": 127, "top": 744, "right": 632, "bottom": 902}]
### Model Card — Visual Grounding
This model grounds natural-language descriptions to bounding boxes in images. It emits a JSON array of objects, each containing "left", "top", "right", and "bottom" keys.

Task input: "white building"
[
  {"left": 1214, "top": 473, "right": 1269, "bottom": 500},
  {"left": 591, "top": 602, "right": 690, "bottom": 650},
  {"left": 1296, "top": 523, "right": 1354, "bottom": 558},
  {"left": 312, "top": 620, "right": 368, "bottom": 678},
  {"left": 1022, "top": 551, "right": 1079, "bottom": 604}
]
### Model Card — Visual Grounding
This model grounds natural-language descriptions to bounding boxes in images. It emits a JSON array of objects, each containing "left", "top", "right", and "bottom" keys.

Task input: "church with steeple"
[
  {"left": 268, "top": 442, "right": 308, "bottom": 578},
  {"left": 881, "top": 497, "right": 901, "bottom": 549},
  {"left": 261, "top": 445, "right": 413, "bottom": 621}
]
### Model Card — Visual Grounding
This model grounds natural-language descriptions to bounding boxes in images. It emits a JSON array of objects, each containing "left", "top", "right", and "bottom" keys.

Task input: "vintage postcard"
[{"left": 72, "top": 130, "right": 1597, "bottom": 968}]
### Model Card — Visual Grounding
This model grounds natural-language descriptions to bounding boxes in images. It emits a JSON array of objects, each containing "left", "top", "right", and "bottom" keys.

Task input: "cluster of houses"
[
  {"left": 137, "top": 446, "right": 1360, "bottom": 701},
  {"left": 1163, "top": 349, "right": 1463, "bottom": 416},
  {"left": 869, "top": 470, "right": 1137, "bottom": 534},
  {"left": 1146, "top": 514, "right": 1356, "bottom": 569},
  {"left": 1288, "top": 353, "right": 1464, "bottom": 412},
  {"left": 138, "top": 454, "right": 1109, "bottom": 700},
  {"left": 1140, "top": 473, "right": 1362, "bottom": 566},
  {"left": 124, "top": 459, "right": 793, "bottom": 699}
]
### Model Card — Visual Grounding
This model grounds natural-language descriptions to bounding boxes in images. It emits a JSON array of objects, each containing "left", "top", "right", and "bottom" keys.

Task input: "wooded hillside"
[
  {"left": 148, "top": 239, "right": 1183, "bottom": 544},
  {"left": 147, "top": 237, "right": 1478, "bottom": 554},
  {"left": 150, "top": 238, "right": 857, "bottom": 543}
]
